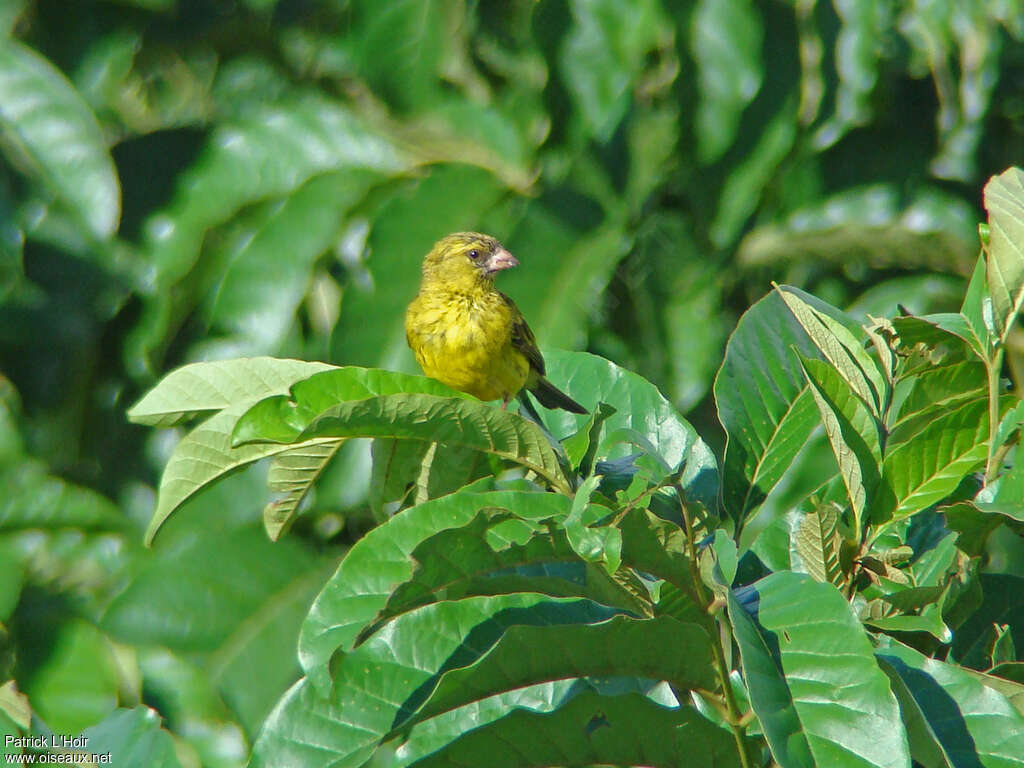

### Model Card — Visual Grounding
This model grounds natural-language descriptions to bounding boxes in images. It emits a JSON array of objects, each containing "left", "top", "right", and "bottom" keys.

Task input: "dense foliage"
[{"left": 2, "top": 1, "right": 1024, "bottom": 766}]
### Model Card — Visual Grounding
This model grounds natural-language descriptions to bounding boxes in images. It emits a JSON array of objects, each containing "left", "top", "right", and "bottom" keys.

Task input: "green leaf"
[
  {"left": 102, "top": 526, "right": 326, "bottom": 735},
  {"left": 712, "top": 528, "right": 738, "bottom": 586},
  {"left": 792, "top": 502, "right": 845, "bottom": 588},
  {"left": 715, "top": 288, "right": 823, "bottom": 523},
  {"left": 263, "top": 440, "right": 343, "bottom": 540},
  {"left": 348, "top": 0, "right": 449, "bottom": 111},
  {"left": 143, "top": 95, "right": 409, "bottom": 290},
  {"left": 562, "top": 401, "right": 616, "bottom": 476},
  {"left": 890, "top": 314, "right": 978, "bottom": 361},
  {"left": 0, "top": 2, "right": 26, "bottom": 34},
  {"left": 521, "top": 222, "right": 631, "bottom": 351},
  {"left": 20, "top": 620, "right": 121, "bottom": 734},
  {"left": 559, "top": 0, "right": 669, "bottom": 141},
  {"left": 0, "top": 681, "right": 29, "bottom": 735},
  {"left": 780, "top": 286, "right": 887, "bottom": 415},
  {"left": 877, "top": 637, "right": 1024, "bottom": 767},
  {"left": 252, "top": 595, "right": 620, "bottom": 768},
  {"left": 403, "top": 615, "right": 717, "bottom": 733},
  {"left": 711, "top": 100, "right": 798, "bottom": 248},
  {"left": 129, "top": 96, "right": 411, "bottom": 375},
  {"left": 880, "top": 397, "right": 989, "bottom": 521},
  {"left": 128, "top": 357, "right": 335, "bottom": 427},
  {"left": 983, "top": 167, "right": 1024, "bottom": 342},
  {"left": 298, "top": 489, "right": 572, "bottom": 690},
  {"left": 134, "top": 648, "right": 247, "bottom": 768},
  {"left": 377, "top": 507, "right": 652, "bottom": 628},
  {"left": 145, "top": 404, "right": 336, "bottom": 546},
  {"left": 395, "top": 689, "right": 744, "bottom": 768},
  {"left": 728, "top": 571, "right": 909, "bottom": 768},
  {"left": 738, "top": 186, "right": 976, "bottom": 279},
  {"left": 951, "top": 574, "right": 1024, "bottom": 672},
  {"left": 961, "top": 251, "right": 992, "bottom": 355},
  {"left": 863, "top": 610, "right": 952, "bottom": 644},
  {"left": 812, "top": 0, "right": 890, "bottom": 148},
  {"left": 691, "top": 0, "right": 763, "bottom": 163},
  {"left": 284, "top": 394, "right": 570, "bottom": 494},
  {"left": 894, "top": 360, "right": 988, "bottom": 430},
  {"left": 203, "top": 171, "right": 378, "bottom": 353},
  {"left": 369, "top": 438, "right": 432, "bottom": 517},
  {"left": 233, "top": 367, "right": 468, "bottom": 444},
  {"left": 564, "top": 475, "right": 619, "bottom": 575},
  {"left": 80, "top": 707, "right": 182, "bottom": 768},
  {"left": 798, "top": 354, "right": 883, "bottom": 528},
  {"left": 0, "top": 40, "right": 120, "bottom": 238},
  {"left": 0, "top": 461, "right": 123, "bottom": 532},
  {"left": 540, "top": 350, "right": 718, "bottom": 510}
]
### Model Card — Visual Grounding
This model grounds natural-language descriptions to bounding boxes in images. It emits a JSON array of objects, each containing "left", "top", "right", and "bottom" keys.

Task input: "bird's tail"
[{"left": 529, "top": 376, "right": 587, "bottom": 414}]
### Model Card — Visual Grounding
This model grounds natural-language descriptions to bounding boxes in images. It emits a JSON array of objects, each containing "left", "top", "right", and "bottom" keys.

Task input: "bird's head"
[{"left": 420, "top": 232, "right": 518, "bottom": 290}]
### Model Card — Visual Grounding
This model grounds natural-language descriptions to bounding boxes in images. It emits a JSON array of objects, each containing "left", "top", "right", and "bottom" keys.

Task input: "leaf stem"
[
  {"left": 677, "top": 492, "right": 754, "bottom": 768},
  {"left": 985, "top": 346, "right": 1005, "bottom": 483}
]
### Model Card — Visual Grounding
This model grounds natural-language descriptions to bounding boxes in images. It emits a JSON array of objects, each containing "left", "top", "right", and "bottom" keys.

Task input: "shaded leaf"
[
  {"left": 252, "top": 595, "right": 620, "bottom": 768},
  {"left": 298, "top": 489, "right": 572, "bottom": 691},
  {"left": 204, "top": 171, "right": 379, "bottom": 353},
  {"left": 877, "top": 637, "right": 1024, "bottom": 767},
  {"left": 711, "top": 100, "right": 797, "bottom": 247},
  {"left": 263, "top": 440, "right": 343, "bottom": 540},
  {"left": 404, "top": 615, "right": 717, "bottom": 731},
  {"left": 792, "top": 502, "right": 844, "bottom": 588},
  {"left": 397, "top": 689, "right": 743, "bottom": 768}
]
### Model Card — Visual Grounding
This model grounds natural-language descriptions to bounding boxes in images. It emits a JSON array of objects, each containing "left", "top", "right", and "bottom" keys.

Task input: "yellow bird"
[{"left": 405, "top": 232, "right": 587, "bottom": 417}]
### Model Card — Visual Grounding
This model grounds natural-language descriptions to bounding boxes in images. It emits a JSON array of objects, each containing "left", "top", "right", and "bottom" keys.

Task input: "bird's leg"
[{"left": 501, "top": 397, "right": 509, "bottom": 411}]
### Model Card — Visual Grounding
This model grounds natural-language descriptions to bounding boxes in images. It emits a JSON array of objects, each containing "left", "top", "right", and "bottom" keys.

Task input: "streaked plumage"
[{"left": 405, "top": 232, "right": 587, "bottom": 415}]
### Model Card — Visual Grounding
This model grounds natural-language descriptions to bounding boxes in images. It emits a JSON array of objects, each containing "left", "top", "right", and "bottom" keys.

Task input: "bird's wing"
[{"left": 501, "top": 292, "right": 545, "bottom": 375}]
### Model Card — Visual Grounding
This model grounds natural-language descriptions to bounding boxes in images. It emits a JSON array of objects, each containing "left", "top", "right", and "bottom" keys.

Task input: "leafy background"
[{"left": 1, "top": 0, "right": 1023, "bottom": 765}]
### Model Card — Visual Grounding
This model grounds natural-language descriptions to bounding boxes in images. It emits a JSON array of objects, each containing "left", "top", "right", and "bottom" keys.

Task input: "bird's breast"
[{"left": 405, "top": 289, "right": 525, "bottom": 401}]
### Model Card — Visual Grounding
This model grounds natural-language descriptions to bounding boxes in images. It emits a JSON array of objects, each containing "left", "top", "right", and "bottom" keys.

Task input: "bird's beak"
[{"left": 487, "top": 247, "right": 519, "bottom": 273}]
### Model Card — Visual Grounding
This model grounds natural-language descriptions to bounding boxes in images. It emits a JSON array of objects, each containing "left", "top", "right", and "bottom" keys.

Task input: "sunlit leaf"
[
  {"left": 0, "top": 40, "right": 120, "bottom": 238},
  {"left": 128, "top": 357, "right": 334, "bottom": 428},
  {"left": 691, "top": 0, "right": 763, "bottom": 163},
  {"left": 798, "top": 354, "right": 882, "bottom": 529},
  {"left": 253, "top": 595, "right": 620, "bottom": 768},
  {"left": 560, "top": 0, "right": 669, "bottom": 141},
  {"left": 983, "top": 166, "right": 1024, "bottom": 342},
  {"left": 715, "top": 288, "right": 822, "bottom": 523},
  {"left": 80, "top": 707, "right": 182, "bottom": 768},
  {"left": 880, "top": 397, "right": 989, "bottom": 521},
  {"left": 297, "top": 489, "right": 571, "bottom": 690},
  {"left": 260, "top": 394, "right": 570, "bottom": 494},
  {"left": 729, "top": 572, "right": 909, "bottom": 768},
  {"left": 877, "top": 637, "right": 1024, "bottom": 767}
]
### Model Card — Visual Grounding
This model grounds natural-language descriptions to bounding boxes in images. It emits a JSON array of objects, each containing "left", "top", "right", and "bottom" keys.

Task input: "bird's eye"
[{"left": 468, "top": 249, "right": 480, "bottom": 261}]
